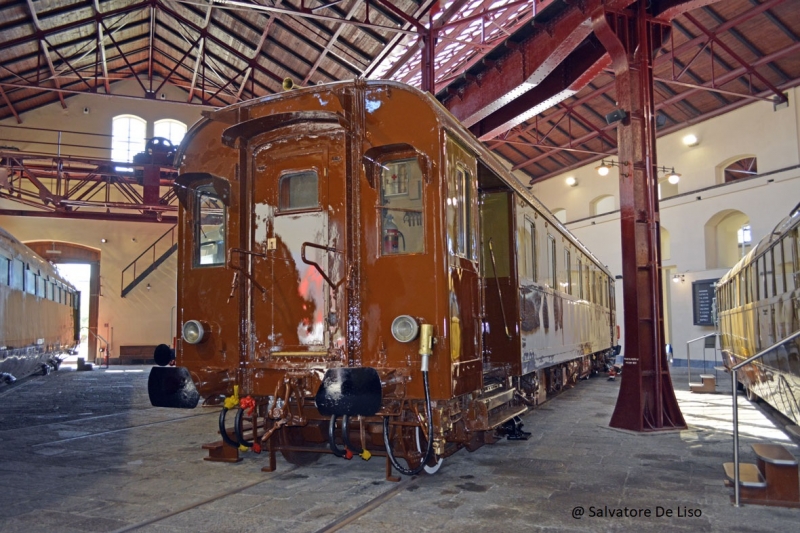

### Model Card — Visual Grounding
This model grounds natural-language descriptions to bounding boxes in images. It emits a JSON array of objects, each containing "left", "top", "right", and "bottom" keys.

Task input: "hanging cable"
[
  {"left": 383, "top": 370, "right": 434, "bottom": 476},
  {"left": 234, "top": 408, "right": 253, "bottom": 448},
  {"left": 328, "top": 415, "right": 347, "bottom": 458},
  {"left": 342, "top": 415, "right": 362, "bottom": 454},
  {"left": 218, "top": 408, "right": 240, "bottom": 448}
]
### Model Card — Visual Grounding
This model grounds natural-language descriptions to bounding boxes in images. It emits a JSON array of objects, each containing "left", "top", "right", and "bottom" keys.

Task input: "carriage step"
[
  {"left": 689, "top": 374, "right": 716, "bottom": 393},
  {"left": 723, "top": 462, "right": 766, "bottom": 488},
  {"left": 753, "top": 443, "right": 798, "bottom": 466},
  {"left": 202, "top": 438, "right": 242, "bottom": 463},
  {"left": 488, "top": 405, "right": 529, "bottom": 430},
  {"left": 723, "top": 443, "right": 800, "bottom": 507}
]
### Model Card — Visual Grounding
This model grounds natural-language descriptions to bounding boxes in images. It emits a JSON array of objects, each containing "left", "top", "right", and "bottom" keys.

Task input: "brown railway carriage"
[{"left": 150, "top": 80, "right": 618, "bottom": 475}]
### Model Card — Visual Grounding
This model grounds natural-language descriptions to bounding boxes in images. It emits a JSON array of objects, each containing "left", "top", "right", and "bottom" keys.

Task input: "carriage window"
[
  {"left": 765, "top": 250, "right": 775, "bottom": 298},
  {"left": 46, "top": 280, "right": 54, "bottom": 301},
  {"left": 784, "top": 236, "right": 796, "bottom": 292},
  {"left": 37, "top": 275, "right": 45, "bottom": 298},
  {"left": 547, "top": 234, "right": 556, "bottom": 290},
  {"left": 25, "top": 268, "right": 35, "bottom": 295},
  {"left": 454, "top": 167, "right": 471, "bottom": 257},
  {"left": 564, "top": 249, "right": 572, "bottom": 295},
  {"left": 280, "top": 170, "right": 318, "bottom": 211},
  {"left": 577, "top": 259, "right": 584, "bottom": 299},
  {"left": 195, "top": 189, "right": 226, "bottom": 266},
  {"left": 528, "top": 218, "right": 537, "bottom": 281},
  {"left": 11, "top": 259, "right": 23, "bottom": 291},
  {"left": 0, "top": 255, "right": 8, "bottom": 286},
  {"left": 774, "top": 241, "right": 785, "bottom": 295},
  {"left": 380, "top": 158, "right": 424, "bottom": 255}
]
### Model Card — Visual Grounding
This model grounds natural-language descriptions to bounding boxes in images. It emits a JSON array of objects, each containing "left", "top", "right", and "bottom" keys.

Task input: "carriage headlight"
[
  {"left": 391, "top": 315, "right": 419, "bottom": 343},
  {"left": 182, "top": 320, "right": 206, "bottom": 344}
]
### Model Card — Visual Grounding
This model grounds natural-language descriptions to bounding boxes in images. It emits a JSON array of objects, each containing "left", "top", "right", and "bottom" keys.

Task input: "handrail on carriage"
[
  {"left": 685, "top": 333, "right": 717, "bottom": 386},
  {"left": 729, "top": 329, "right": 800, "bottom": 507},
  {"left": 80, "top": 327, "right": 111, "bottom": 369}
]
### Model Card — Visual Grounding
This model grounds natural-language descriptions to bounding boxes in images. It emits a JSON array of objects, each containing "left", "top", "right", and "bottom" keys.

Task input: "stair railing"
[
  {"left": 686, "top": 333, "right": 717, "bottom": 386},
  {"left": 80, "top": 326, "right": 110, "bottom": 368},
  {"left": 731, "top": 329, "right": 800, "bottom": 506},
  {"left": 120, "top": 225, "right": 176, "bottom": 296}
]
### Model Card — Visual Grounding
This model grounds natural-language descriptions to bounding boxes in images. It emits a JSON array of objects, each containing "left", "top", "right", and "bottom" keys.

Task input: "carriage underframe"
[{"left": 207, "top": 352, "right": 610, "bottom": 479}]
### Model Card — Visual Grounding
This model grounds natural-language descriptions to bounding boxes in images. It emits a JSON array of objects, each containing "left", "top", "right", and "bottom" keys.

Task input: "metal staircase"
[{"left": 121, "top": 226, "right": 177, "bottom": 297}]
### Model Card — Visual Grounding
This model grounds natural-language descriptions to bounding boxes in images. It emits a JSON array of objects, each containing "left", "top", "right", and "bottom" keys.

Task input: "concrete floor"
[{"left": 1, "top": 364, "right": 799, "bottom": 533}]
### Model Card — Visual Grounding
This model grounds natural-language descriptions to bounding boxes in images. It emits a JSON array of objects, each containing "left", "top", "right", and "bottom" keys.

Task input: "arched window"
[
  {"left": 154, "top": 119, "right": 187, "bottom": 147},
  {"left": 723, "top": 156, "right": 758, "bottom": 183},
  {"left": 552, "top": 208, "right": 566, "bottom": 223},
  {"left": 590, "top": 195, "right": 615, "bottom": 216},
  {"left": 112, "top": 115, "right": 147, "bottom": 163},
  {"left": 704, "top": 209, "right": 750, "bottom": 269}
]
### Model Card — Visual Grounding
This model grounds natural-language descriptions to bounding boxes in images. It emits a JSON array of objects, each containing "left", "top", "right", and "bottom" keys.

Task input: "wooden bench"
[
  {"left": 724, "top": 443, "right": 800, "bottom": 507},
  {"left": 117, "top": 345, "right": 157, "bottom": 365},
  {"left": 689, "top": 374, "right": 716, "bottom": 393}
]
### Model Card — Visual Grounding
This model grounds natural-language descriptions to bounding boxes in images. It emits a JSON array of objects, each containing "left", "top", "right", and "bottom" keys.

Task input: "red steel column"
[{"left": 594, "top": 1, "right": 686, "bottom": 431}]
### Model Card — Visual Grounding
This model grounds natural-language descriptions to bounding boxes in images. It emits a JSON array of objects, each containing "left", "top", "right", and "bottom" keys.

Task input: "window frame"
[
  {"left": 193, "top": 186, "right": 227, "bottom": 268},
  {"left": 111, "top": 114, "right": 147, "bottom": 163},
  {"left": 376, "top": 153, "right": 426, "bottom": 257},
  {"left": 547, "top": 233, "right": 557, "bottom": 290},
  {"left": 277, "top": 168, "right": 321, "bottom": 214},
  {"left": 153, "top": 118, "right": 188, "bottom": 147}
]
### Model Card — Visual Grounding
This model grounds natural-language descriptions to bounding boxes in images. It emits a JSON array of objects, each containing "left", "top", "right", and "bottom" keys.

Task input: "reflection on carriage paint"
[{"left": 718, "top": 203, "right": 800, "bottom": 424}]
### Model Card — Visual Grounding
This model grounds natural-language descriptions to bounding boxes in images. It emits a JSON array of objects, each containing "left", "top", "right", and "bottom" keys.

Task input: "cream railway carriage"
[
  {"left": 717, "top": 202, "right": 800, "bottom": 424},
  {"left": 0, "top": 226, "right": 79, "bottom": 384}
]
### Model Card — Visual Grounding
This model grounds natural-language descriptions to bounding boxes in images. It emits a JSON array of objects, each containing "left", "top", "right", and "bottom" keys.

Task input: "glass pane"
[
  {"left": 26, "top": 270, "right": 35, "bottom": 294},
  {"left": 196, "top": 191, "right": 226, "bottom": 266},
  {"left": 0, "top": 256, "right": 8, "bottom": 285},
  {"left": 279, "top": 171, "right": 318, "bottom": 210},
  {"left": 380, "top": 158, "right": 423, "bottom": 256},
  {"left": 784, "top": 237, "right": 796, "bottom": 292},
  {"left": 154, "top": 119, "right": 187, "bottom": 146},
  {"left": 774, "top": 240, "right": 785, "bottom": 295},
  {"left": 547, "top": 234, "right": 556, "bottom": 290},
  {"left": 11, "top": 259, "right": 23, "bottom": 290}
]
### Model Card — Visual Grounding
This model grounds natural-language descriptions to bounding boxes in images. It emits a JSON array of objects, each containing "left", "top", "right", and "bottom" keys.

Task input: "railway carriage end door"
[
  {"left": 445, "top": 134, "right": 483, "bottom": 396},
  {"left": 250, "top": 131, "right": 347, "bottom": 360}
]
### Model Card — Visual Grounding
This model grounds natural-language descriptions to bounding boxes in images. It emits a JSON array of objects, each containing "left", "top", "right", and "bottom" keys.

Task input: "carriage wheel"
[{"left": 277, "top": 426, "right": 320, "bottom": 466}]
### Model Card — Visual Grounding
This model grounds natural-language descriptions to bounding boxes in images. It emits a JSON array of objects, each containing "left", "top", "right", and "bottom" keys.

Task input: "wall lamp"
[
  {"left": 655, "top": 165, "right": 681, "bottom": 184},
  {"left": 672, "top": 274, "right": 685, "bottom": 283},
  {"left": 565, "top": 176, "right": 578, "bottom": 187},
  {"left": 682, "top": 133, "right": 699, "bottom": 147},
  {"left": 595, "top": 159, "right": 628, "bottom": 176}
]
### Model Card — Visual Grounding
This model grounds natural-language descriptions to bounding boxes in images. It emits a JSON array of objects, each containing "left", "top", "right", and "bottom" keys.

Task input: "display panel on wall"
[{"left": 692, "top": 278, "right": 719, "bottom": 326}]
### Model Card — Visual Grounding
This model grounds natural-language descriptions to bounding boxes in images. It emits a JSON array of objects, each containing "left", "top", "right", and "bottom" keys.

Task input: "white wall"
[
  {"left": 0, "top": 79, "right": 207, "bottom": 357},
  {"left": 529, "top": 86, "right": 800, "bottom": 366}
]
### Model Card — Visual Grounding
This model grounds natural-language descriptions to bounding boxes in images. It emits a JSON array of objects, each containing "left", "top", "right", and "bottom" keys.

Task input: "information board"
[{"left": 692, "top": 278, "right": 718, "bottom": 326}]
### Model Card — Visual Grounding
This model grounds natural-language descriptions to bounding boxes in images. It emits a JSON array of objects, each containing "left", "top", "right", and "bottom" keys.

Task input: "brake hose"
[
  {"left": 342, "top": 415, "right": 362, "bottom": 454},
  {"left": 234, "top": 408, "right": 253, "bottom": 448},
  {"left": 328, "top": 415, "right": 347, "bottom": 457},
  {"left": 383, "top": 369, "right": 434, "bottom": 476},
  {"left": 218, "top": 408, "right": 240, "bottom": 448}
]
